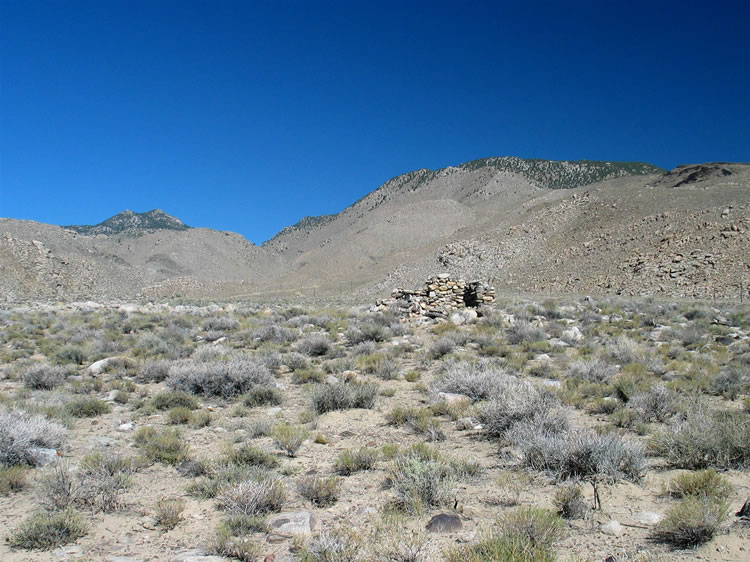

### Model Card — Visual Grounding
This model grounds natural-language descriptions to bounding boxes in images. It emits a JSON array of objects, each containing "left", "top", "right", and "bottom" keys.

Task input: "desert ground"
[{"left": 2, "top": 294, "right": 749, "bottom": 561}]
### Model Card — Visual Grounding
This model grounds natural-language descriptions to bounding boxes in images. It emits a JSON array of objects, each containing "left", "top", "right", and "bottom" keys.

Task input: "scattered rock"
[
  {"left": 87, "top": 356, "right": 118, "bottom": 375},
  {"left": 268, "top": 511, "right": 315, "bottom": 535},
  {"left": 633, "top": 512, "right": 664, "bottom": 525},
  {"left": 171, "top": 551, "right": 226, "bottom": 562},
  {"left": 28, "top": 447, "right": 59, "bottom": 467},
  {"left": 117, "top": 422, "right": 135, "bottom": 432},
  {"left": 434, "top": 391, "right": 471, "bottom": 404},
  {"left": 426, "top": 513, "right": 463, "bottom": 533},
  {"left": 600, "top": 520, "right": 624, "bottom": 537}
]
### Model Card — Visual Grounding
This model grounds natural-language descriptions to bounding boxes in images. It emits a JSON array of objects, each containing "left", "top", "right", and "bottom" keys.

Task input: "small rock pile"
[{"left": 377, "top": 273, "right": 495, "bottom": 318}]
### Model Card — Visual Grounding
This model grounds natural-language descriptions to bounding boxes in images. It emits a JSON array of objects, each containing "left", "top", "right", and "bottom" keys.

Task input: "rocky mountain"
[
  {"left": 66, "top": 209, "right": 190, "bottom": 236},
  {"left": 1, "top": 157, "right": 748, "bottom": 303}
]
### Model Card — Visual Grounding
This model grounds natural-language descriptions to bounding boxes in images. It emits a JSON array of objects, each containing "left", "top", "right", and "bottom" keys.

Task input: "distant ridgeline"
[{"left": 66, "top": 209, "right": 191, "bottom": 236}]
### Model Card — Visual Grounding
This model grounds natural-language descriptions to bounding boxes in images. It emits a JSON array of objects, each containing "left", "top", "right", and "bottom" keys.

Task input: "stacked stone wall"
[{"left": 376, "top": 273, "right": 495, "bottom": 318}]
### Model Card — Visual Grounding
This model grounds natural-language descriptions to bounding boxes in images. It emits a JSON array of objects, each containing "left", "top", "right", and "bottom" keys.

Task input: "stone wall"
[{"left": 377, "top": 273, "right": 495, "bottom": 318}]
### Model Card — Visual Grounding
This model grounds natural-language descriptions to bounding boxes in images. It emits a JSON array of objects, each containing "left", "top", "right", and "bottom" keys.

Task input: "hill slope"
[{"left": 1, "top": 157, "right": 748, "bottom": 302}]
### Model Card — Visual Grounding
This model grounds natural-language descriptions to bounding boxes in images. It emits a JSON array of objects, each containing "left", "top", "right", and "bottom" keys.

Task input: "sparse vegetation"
[{"left": 7, "top": 509, "right": 87, "bottom": 550}]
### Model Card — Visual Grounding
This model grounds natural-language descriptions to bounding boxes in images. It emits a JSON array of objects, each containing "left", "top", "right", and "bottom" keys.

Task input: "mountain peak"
[{"left": 66, "top": 209, "right": 191, "bottom": 236}]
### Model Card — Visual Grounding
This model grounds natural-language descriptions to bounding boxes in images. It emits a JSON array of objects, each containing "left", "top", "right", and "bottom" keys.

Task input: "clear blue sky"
[{"left": 2, "top": 0, "right": 749, "bottom": 243}]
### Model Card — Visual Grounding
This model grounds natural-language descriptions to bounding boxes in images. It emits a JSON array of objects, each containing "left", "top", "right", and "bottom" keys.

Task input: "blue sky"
[{"left": 1, "top": 0, "right": 748, "bottom": 243}]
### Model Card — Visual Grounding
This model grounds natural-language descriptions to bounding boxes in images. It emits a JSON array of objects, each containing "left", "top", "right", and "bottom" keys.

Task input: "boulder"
[
  {"left": 426, "top": 513, "right": 463, "bottom": 533},
  {"left": 268, "top": 512, "right": 315, "bottom": 535}
]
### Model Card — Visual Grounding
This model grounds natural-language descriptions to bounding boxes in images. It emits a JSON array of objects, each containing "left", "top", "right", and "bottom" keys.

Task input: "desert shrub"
[
  {"left": 210, "top": 524, "right": 258, "bottom": 561},
  {"left": 296, "top": 333, "right": 332, "bottom": 357},
  {"left": 150, "top": 390, "right": 200, "bottom": 411},
  {"left": 64, "top": 397, "right": 110, "bottom": 418},
  {"left": 354, "top": 341, "right": 377, "bottom": 355},
  {"left": 36, "top": 462, "right": 81, "bottom": 512},
  {"left": 167, "top": 406, "right": 193, "bottom": 424},
  {"left": 78, "top": 452, "right": 135, "bottom": 512},
  {"left": 272, "top": 423, "right": 309, "bottom": 457},
  {"left": 202, "top": 316, "right": 239, "bottom": 332},
  {"left": 137, "top": 359, "right": 173, "bottom": 383},
  {"left": 628, "top": 383, "right": 680, "bottom": 423},
  {"left": 431, "top": 360, "right": 513, "bottom": 402},
  {"left": 386, "top": 406, "right": 445, "bottom": 441},
  {"left": 154, "top": 497, "right": 185, "bottom": 530},
  {"left": 0, "top": 408, "right": 66, "bottom": 466},
  {"left": 430, "top": 337, "right": 456, "bottom": 359},
  {"left": 283, "top": 351, "right": 310, "bottom": 371},
  {"left": 241, "top": 386, "right": 283, "bottom": 407},
  {"left": 666, "top": 469, "right": 733, "bottom": 501},
  {"left": 652, "top": 496, "right": 730, "bottom": 547},
  {"left": 709, "top": 364, "right": 750, "bottom": 399},
  {"left": 190, "top": 410, "right": 212, "bottom": 427},
  {"left": 55, "top": 345, "right": 87, "bottom": 365},
  {"left": 506, "top": 320, "right": 545, "bottom": 345},
  {"left": 310, "top": 381, "right": 378, "bottom": 414},
  {"left": 256, "top": 324, "right": 298, "bottom": 343},
  {"left": 346, "top": 323, "right": 387, "bottom": 344},
  {"left": 7, "top": 508, "right": 87, "bottom": 550},
  {"left": 494, "top": 470, "right": 531, "bottom": 507},
  {"left": 217, "top": 475, "right": 286, "bottom": 515},
  {"left": 565, "top": 357, "right": 617, "bottom": 384},
  {"left": 499, "top": 507, "right": 565, "bottom": 549},
  {"left": 373, "top": 356, "right": 400, "bottom": 380},
  {"left": 649, "top": 405, "right": 750, "bottom": 469},
  {"left": 479, "top": 381, "right": 565, "bottom": 439},
  {"left": 166, "top": 353, "right": 273, "bottom": 398},
  {"left": 23, "top": 364, "right": 69, "bottom": 390},
  {"left": 388, "top": 447, "right": 454, "bottom": 513},
  {"left": 134, "top": 427, "right": 190, "bottom": 465},
  {"left": 222, "top": 444, "right": 279, "bottom": 469},
  {"left": 298, "top": 475, "right": 341, "bottom": 506},
  {"left": 334, "top": 447, "right": 378, "bottom": 475},
  {"left": 134, "top": 333, "right": 171, "bottom": 355},
  {"left": 0, "top": 465, "right": 30, "bottom": 494},
  {"left": 298, "top": 526, "right": 364, "bottom": 562},
  {"left": 518, "top": 428, "right": 645, "bottom": 483},
  {"left": 553, "top": 485, "right": 588, "bottom": 519},
  {"left": 292, "top": 367, "right": 325, "bottom": 384},
  {"left": 246, "top": 418, "right": 273, "bottom": 438}
]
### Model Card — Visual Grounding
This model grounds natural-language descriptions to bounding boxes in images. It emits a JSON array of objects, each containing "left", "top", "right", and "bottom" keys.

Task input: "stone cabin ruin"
[{"left": 376, "top": 273, "right": 495, "bottom": 318}]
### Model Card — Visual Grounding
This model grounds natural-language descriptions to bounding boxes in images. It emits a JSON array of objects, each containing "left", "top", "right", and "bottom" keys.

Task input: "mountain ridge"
[{"left": 65, "top": 209, "right": 190, "bottom": 236}]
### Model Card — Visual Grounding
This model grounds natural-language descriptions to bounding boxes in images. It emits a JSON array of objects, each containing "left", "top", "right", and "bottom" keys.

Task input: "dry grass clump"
[
  {"left": 241, "top": 386, "right": 283, "bottom": 407},
  {"left": 665, "top": 469, "right": 733, "bottom": 501},
  {"left": 446, "top": 507, "right": 563, "bottom": 562},
  {"left": 297, "top": 475, "right": 341, "bottom": 506},
  {"left": 334, "top": 447, "right": 379, "bottom": 475},
  {"left": 652, "top": 496, "right": 730, "bottom": 547},
  {"left": 255, "top": 323, "right": 299, "bottom": 343},
  {"left": 153, "top": 497, "right": 186, "bottom": 530},
  {"left": 272, "top": 423, "right": 310, "bottom": 457},
  {"left": 133, "top": 426, "right": 190, "bottom": 465},
  {"left": 6, "top": 508, "right": 87, "bottom": 550},
  {"left": 222, "top": 444, "right": 279, "bottom": 469},
  {"left": 217, "top": 475, "right": 286, "bottom": 515},
  {"left": 0, "top": 407, "right": 66, "bottom": 466},
  {"left": 0, "top": 465, "right": 30, "bottom": 494},
  {"left": 553, "top": 484, "right": 589, "bottom": 519},
  {"left": 565, "top": 357, "right": 618, "bottom": 384},
  {"left": 64, "top": 396, "right": 110, "bottom": 418},
  {"left": 149, "top": 390, "right": 200, "bottom": 411},
  {"left": 166, "top": 352, "right": 274, "bottom": 398},
  {"left": 386, "top": 406, "right": 445, "bottom": 441},
  {"left": 310, "top": 380, "right": 378, "bottom": 414},
  {"left": 387, "top": 444, "right": 456, "bottom": 514}
]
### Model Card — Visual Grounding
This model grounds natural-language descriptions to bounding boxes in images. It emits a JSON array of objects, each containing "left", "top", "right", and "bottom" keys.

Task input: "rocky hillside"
[{"left": 1, "top": 158, "right": 748, "bottom": 303}]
